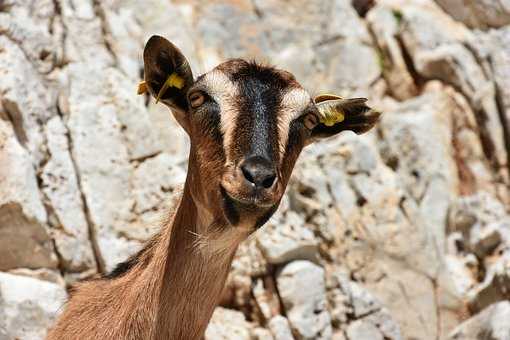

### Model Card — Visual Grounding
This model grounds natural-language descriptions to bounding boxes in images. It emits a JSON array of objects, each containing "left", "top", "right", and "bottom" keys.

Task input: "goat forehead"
[
  {"left": 200, "top": 66, "right": 310, "bottom": 119},
  {"left": 201, "top": 70, "right": 239, "bottom": 100},
  {"left": 199, "top": 65, "right": 311, "bottom": 161}
]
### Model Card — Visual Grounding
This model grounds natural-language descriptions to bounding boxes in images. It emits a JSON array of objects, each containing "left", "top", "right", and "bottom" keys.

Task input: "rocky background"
[{"left": 1, "top": 0, "right": 510, "bottom": 339}]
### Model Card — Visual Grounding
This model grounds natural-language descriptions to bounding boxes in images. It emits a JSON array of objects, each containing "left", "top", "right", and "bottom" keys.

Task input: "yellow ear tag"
[
  {"left": 315, "top": 94, "right": 345, "bottom": 127},
  {"left": 156, "top": 73, "right": 185, "bottom": 103},
  {"left": 137, "top": 81, "right": 148, "bottom": 95},
  {"left": 320, "top": 108, "right": 345, "bottom": 126}
]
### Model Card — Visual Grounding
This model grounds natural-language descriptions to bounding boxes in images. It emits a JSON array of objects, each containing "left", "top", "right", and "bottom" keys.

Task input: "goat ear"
[
  {"left": 141, "top": 35, "right": 194, "bottom": 114},
  {"left": 309, "top": 95, "right": 381, "bottom": 142}
]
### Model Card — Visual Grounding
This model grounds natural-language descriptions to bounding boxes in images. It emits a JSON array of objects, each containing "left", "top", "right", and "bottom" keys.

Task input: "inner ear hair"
[
  {"left": 141, "top": 35, "right": 194, "bottom": 111},
  {"left": 312, "top": 95, "right": 381, "bottom": 138}
]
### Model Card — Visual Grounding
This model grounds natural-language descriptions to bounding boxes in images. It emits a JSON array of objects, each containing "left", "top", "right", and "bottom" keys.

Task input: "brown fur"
[
  {"left": 47, "top": 168, "right": 246, "bottom": 340},
  {"left": 47, "top": 35, "right": 380, "bottom": 340}
]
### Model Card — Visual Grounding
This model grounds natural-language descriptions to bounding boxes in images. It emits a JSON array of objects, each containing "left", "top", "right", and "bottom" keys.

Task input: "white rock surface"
[
  {"left": 64, "top": 63, "right": 141, "bottom": 270},
  {"left": 268, "top": 315, "right": 295, "bottom": 340},
  {"left": 450, "top": 301, "right": 510, "bottom": 340},
  {"left": 1, "top": 1, "right": 510, "bottom": 339},
  {"left": 257, "top": 211, "right": 318, "bottom": 265},
  {"left": 0, "top": 272, "right": 67, "bottom": 340},
  {"left": 435, "top": 0, "right": 510, "bottom": 29},
  {"left": 0, "top": 119, "right": 57, "bottom": 270},
  {"left": 205, "top": 307, "right": 252, "bottom": 340},
  {"left": 41, "top": 116, "right": 96, "bottom": 272},
  {"left": 277, "top": 261, "right": 332, "bottom": 340},
  {"left": 346, "top": 320, "right": 383, "bottom": 340}
]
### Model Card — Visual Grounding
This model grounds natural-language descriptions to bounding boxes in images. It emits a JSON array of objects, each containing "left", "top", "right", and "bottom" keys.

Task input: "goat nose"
[{"left": 240, "top": 156, "right": 276, "bottom": 189}]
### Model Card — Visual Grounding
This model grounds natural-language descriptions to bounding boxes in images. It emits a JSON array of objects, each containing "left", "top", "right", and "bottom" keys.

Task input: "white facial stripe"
[
  {"left": 202, "top": 70, "right": 239, "bottom": 162},
  {"left": 277, "top": 88, "right": 311, "bottom": 157}
]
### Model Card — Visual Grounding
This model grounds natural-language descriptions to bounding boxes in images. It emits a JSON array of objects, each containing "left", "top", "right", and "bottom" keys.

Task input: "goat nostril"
[
  {"left": 241, "top": 166, "right": 255, "bottom": 185},
  {"left": 261, "top": 175, "right": 276, "bottom": 189},
  {"left": 240, "top": 157, "right": 276, "bottom": 189}
]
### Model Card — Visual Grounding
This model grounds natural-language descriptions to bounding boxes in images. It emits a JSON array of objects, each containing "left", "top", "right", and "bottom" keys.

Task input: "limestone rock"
[
  {"left": 253, "top": 278, "right": 281, "bottom": 321},
  {"left": 0, "top": 272, "right": 67, "bottom": 340},
  {"left": 7, "top": 268, "right": 65, "bottom": 286},
  {"left": 2, "top": 0, "right": 510, "bottom": 339},
  {"left": 268, "top": 315, "right": 295, "bottom": 340},
  {"left": 0, "top": 119, "right": 57, "bottom": 270},
  {"left": 346, "top": 320, "right": 383, "bottom": 340},
  {"left": 395, "top": 3, "right": 508, "bottom": 181},
  {"left": 277, "top": 261, "right": 332, "bottom": 340},
  {"left": 253, "top": 327, "right": 274, "bottom": 340},
  {"left": 41, "top": 116, "right": 96, "bottom": 272},
  {"left": 435, "top": 0, "right": 510, "bottom": 29},
  {"left": 469, "top": 252, "right": 510, "bottom": 313},
  {"left": 367, "top": 5, "right": 418, "bottom": 100},
  {"left": 471, "top": 26, "right": 510, "bottom": 199},
  {"left": 444, "top": 254, "right": 478, "bottom": 298},
  {"left": 58, "top": 0, "right": 114, "bottom": 67},
  {"left": 328, "top": 273, "right": 381, "bottom": 321},
  {"left": 196, "top": 1, "right": 270, "bottom": 71},
  {"left": 448, "top": 192, "right": 507, "bottom": 235},
  {"left": 450, "top": 301, "right": 510, "bottom": 340},
  {"left": 379, "top": 90, "right": 457, "bottom": 276},
  {"left": 0, "top": 35, "right": 56, "bottom": 165},
  {"left": 327, "top": 273, "right": 402, "bottom": 340},
  {"left": 0, "top": 1, "right": 58, "bottom": 73},
  {"left": 130, "top": 152, "right": 186, "bottom": 239},
  {"left": 315, "top": 38, "right": 380, "bottom": 96},
  {"left": 257, "top": 211, "right": 318, "bottom": 265},
  {"left": 64, "top": 63, "right": 142, "bottom": 270},
  {"left": 205, "top": 307, "right": 253, "bottom": 340}
]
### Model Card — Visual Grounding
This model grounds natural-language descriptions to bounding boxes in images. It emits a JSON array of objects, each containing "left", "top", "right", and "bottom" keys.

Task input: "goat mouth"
[
  {"left": 220, "top": 186, "right": 278, "bottom": 228},
  {"left": 219, "top": 185, "right": 275, "bottom": 208}
]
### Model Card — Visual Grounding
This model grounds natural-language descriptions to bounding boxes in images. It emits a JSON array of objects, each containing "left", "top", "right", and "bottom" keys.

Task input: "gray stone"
[
  {"left": 315, "top": 38, "right": 380, "bottom": 96},
  {"left": 2, "top": 1, "right": 510, "bottom": 339},
  {"left": 470, "top": 224, "right": 502, "bottom": 258},
  {"left": 253, "top": 278, "right": 280, "bottom": 321},
  {"left": 471, "top": 26, "right": 510, "bottom": 201},
  {"left": 252, "top": 327, "right": 274, "bottom": 340},
  {"left": 268, "top": 315, "right": 295, "bottom": 340},
  {"left": 41, "top": 116, "right": 96, "bottom": 272},
  {"left": 0, "top": 0, "right": 58, "bottom": 73},
  {"left": 129, "top": 152, "right": 186, "bottom": 239},
  {"left": 0, "top": 272, "right": 67, "bottom": 340},
  {"left": 448, "top": 192, "right": 507, "bottom": 234},
  {"left": 379, "top": 90, "right": 457, "bottom": 277},
  {"left": 367, "top": 5, "right": 418, "bottom": 100},
  {"left": 64, "top": 63, "right": 141, "bottom": 271},
  {"left": 7, "top": 268, "right": 65, "bottom": 286},
  {"left": 277, "top": 261, "right": 332, "bottom": 340},
  {"left": 327, "top": 272, "right": 402, "bottom": 340},
  {"left": 450, "top": 301, "right": 510, "bottom": 340},
  {"left": 469, "top": 253, "right": 510, "bottom": 312},
  {"left": 396, "top": 3, "right": 508, "bottom": 181},
  {"left": 257, "top": 211, "right": 318, "bottom": 265},
  {"left": 58, "top": 0, "right": 114, "bottom": 67},
  {"left": 435, "top": 0, "right": 510, "bottom": 29},
  {"left": 0, "top": 119, "right": 57, "bottom": 270},
  {"left": 205, "top": 307, "right": 252, "bottom": 340},
  {"left": 362, "top": 310, "right": 403, "bottom": 340},
  {"left": 346, "top": 320, "right": 383, "bottom": 340},
  {"left": 330, "top": 273, "right": 381, "bottom": 319},
  {"left": 0, "top": 35, "right": 56, "bottom": 165},
  {"left": 444, "top": 254, "right": 478, "bottom": 298},
  {"left": 197, "top": 1, "right": 270, "bottom": 71}
]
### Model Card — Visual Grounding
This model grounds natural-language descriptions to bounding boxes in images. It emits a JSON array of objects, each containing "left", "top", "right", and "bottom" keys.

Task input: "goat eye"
[
  {"left": 303, "top": 113, "right": 319, "bottom": 130},
  {"left": 189, "top": 91, "right": 205, "bottom": 108}
]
